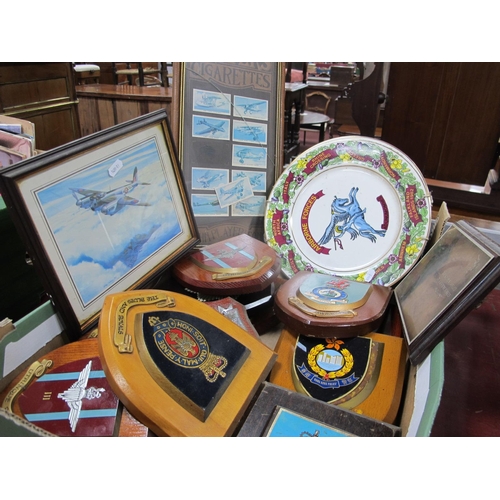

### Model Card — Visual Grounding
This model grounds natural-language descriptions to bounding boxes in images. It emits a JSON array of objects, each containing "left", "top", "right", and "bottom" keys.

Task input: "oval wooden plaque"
[
  {"left": 173, "top": 234, "right": 281, "bottom": 296},
  {"left": 274, "top": 271, "right": 392, "bottom": 338}
]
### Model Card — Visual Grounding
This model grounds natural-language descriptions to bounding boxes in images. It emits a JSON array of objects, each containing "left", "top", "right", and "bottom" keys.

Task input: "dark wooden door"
[{"left": 382, "top": 62, "right": 500, "bottom": 186}]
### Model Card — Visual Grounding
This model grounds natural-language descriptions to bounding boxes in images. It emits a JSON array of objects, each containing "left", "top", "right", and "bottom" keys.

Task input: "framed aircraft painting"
[
  {"left": 171, "top": 62, "right": 285, "bottom": 244},
  {"left": 0, "top": 110, "right": 199, "bottom": 341}
]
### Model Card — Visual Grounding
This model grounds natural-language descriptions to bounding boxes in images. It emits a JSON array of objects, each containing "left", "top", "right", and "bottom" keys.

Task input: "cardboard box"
[{"left": 0, "top": 301, "right": 65, "bottom": 393}]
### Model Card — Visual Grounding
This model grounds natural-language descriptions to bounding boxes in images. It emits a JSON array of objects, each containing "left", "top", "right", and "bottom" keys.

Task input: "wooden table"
[{"left": 296, "top": 110, "right": 332, "bottom": 142}]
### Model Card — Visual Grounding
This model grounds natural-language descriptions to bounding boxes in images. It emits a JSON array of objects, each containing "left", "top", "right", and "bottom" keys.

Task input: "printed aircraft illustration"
[
  {"left": 219, "top": 179, "right": 246, "bottom": 202},
  {"left": 234, "top": 172, "right": 263, "bottom": 188},
  {"left": 236, "top": 124, "right": 264, "bottom": 141},
  {"left": 235, "top": 200, "right": 261, "bottom": 212},
  {"left": 196, "top": 93, "right": 225, "bottom": 109},
  {"left": 197, "top": 170, "right": 225, "bottom": 188},
  {"left": 238, "top": 101, "right": 266, "bottom": 115},
  {"left": 235, "top": 147, "right": 266, "bottom": 164},
  {"left": 70, "top": 166, "right": 151, "bottom": 216},
  {"left": 195, "top": 118, "right": 226, "bottom": 136},
  {"left": 193, "top": 198, "right": 220, "bottom": 207}
]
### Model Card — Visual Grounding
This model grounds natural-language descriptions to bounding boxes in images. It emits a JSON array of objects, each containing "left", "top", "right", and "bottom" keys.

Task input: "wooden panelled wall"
[
  {"left": 76, "top": 85, "right": 172, "bottom": 137},
  {"left": 382, "top": 62, "right": 500, "bottom": 186},
  {"left": 2, "top": 63, "right": 499, "bottom": 191},
  {"left": 0, "top": 63, "right": 81, "bottom": 151}
]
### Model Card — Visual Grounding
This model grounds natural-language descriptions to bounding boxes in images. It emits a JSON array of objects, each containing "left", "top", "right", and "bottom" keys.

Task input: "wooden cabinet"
[
  {"left": 0, "top": 63, "right": 81, "bottom": 151},
  {"left": 382, "top": 62, "right": 500, "bottom": 186}
]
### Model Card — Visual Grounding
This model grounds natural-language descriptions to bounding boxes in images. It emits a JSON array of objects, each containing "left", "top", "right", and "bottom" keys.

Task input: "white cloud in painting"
[{"left": 37, "top": 144, "right": 181, "bottom": 306}]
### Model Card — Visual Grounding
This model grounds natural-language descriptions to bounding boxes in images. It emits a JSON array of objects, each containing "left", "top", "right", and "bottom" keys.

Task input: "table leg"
[{"left": 319, "top": 124, "right": 325, "bottom": 142}]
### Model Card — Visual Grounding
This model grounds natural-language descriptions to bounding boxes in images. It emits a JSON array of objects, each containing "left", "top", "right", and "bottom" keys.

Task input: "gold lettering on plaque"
[
  {"left": 114, "top": 293, "right": 175, "bottom": 354},
  {"left": 2, "top": 359, "right": 53, "bottom": 412}
]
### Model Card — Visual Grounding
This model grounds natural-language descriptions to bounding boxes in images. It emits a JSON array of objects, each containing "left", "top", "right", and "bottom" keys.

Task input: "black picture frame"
[
  {"left": 237, "top": 382, "right": 401, "bottom": 437},
  {"left": 0, "top": 109, "right": 199, "bottom": 340},
  {"left": 395, "top": 220, "right": 500, "bottom": 365},
  {"left": 172, "top": 62, "right": 284, "bottom": 245}
]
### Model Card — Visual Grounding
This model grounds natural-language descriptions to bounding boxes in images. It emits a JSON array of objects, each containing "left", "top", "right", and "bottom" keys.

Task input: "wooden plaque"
[
  {"left": 0, "top": 338, "right": 150, "bottom": 437},
  {"left": 204, "top": 297, "right": 260, "bottom": 340},
  {"left": 269, "top": 327, "right": 406, "bottom": 424},
  {"left": 173, "top": 234, "right": 281, "bottom": 296},
  {"left": 292, "top": 335, "right": 383, "bottom": 408},
  {"left": 274, "top": 271, "right": 392, "bottom": 338},
  {"left": 237, "top": 382, "right": 401, "bottom": 437},
  {"left": 98, "top": 289, "right": 277, "bottom": 436}
]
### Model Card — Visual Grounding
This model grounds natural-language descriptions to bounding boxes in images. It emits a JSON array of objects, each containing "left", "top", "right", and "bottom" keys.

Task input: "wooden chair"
[
  {"left": 73, "top": 63, "right": 100, "bottom": 85},
  {"left": 305, "top": 91, "right": 332, "bottom": 114},
  {"left": 302, "top": 91, "right": 333, "bottom": 144},
  {"left": 160, "top": 62, "right": 173, "bottom": 88},
  {"left": 112, "top": 63, "right": 169, "bottom": 87}
]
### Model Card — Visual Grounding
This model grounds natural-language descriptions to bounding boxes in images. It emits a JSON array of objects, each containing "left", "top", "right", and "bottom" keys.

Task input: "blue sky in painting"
[{"left": 35, "top": 138, "right": 182, "bottom": 306}]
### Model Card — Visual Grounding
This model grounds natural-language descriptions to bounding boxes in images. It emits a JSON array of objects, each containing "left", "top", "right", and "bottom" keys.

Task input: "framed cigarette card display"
[
  {"left": 173, "top": 63, "right": 284, "bottom": 244},
  {"left": 395, "top": 220, "right": 500, "bottom": 365},
  {"left": 0, "top": 110, "right": 199, "bottom": 340}
]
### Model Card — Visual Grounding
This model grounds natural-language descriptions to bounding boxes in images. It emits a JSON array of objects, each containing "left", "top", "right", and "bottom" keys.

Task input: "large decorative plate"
[{"left": 265, "top": 136, "right": 432, "bottom": 285}]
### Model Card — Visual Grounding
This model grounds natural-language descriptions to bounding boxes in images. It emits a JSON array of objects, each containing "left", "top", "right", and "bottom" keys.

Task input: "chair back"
[{"left": 305, "top": 91, "right": 332, "bottom": 115}]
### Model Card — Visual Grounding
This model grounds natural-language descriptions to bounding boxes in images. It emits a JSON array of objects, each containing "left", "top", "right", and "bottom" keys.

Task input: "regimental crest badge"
[
  {"left": 292, "top": 335, "right": 383, "bottom": 407},
  {"left": 139, "top": 311, "right": 250, "bottom": 421},
  {"left": 148, "top": 315, "right": 228, "bottom": 383},
  {"left": 297, "top": 274, "right": 372, "bottom": 312},
  {"left": 16, "top": 357, "right": 119, "bottom": 437}
]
